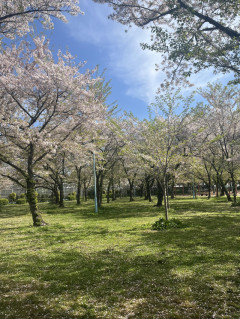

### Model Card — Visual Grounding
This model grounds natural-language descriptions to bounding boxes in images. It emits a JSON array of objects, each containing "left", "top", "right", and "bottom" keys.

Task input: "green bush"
[
  {"left": 152, "top": 218, "right": 184, "bottom": 231},
  {"left": 16, "top": 198, "right": 26, "bottom": 205},
  {"left": 0, "top": 198, "right": 9, "bottom": 206},
  {"left": 68, "top": 192, "right": 76, "bottom": 201},
  {"left": 20, "top": 193, "right": 26, "bottom": 199},
  {"left": 8, "top": 192, "right": 16, "bottom": 203}
]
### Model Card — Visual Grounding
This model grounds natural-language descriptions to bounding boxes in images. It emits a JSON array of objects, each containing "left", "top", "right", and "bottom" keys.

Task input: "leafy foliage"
[
  {"left": 0, "top": 198, "right": 9, "bottom": 206},
  {"left": 152, "top": 217, "right": 184, "bottom": 230},
  {"left": 16, "top": 198, "right": 27, "bottom": 205},
  {"left": 67, "top": 192, "right": 76, "bottom": 201},
  {"left": 94, "top": 0, "right": 240, "bottom": 84},
  {"left": 8, "top": 192, "right": 16, "bottom": 203}
]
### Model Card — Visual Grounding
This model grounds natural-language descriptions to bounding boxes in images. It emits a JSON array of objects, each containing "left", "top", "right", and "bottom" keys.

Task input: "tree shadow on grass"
[
  {"left": 0, "top": 204, "right": 30, "bottom": 219},
  {"left": 42, "top": 199, "right": 161, "bottom": 221},
  {"left": 1, "top": 210, "right": 240, "bottom": 318}
]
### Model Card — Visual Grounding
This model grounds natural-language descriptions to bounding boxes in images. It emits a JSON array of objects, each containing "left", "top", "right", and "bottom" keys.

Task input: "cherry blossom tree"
[
  {"left": 0, "top": 0, "right": 81, "bottom": 40},
  {"left": 94, "top": 121, "right": 124, "bottom": 207},
  {"left": 93, "top": 0, "right": 240, "bottom": 84},
  {"left": 0, "top": 37, "right": 105, "bottom": 226},
  {"left": 198, "top": 83, "right": 240, "bottom": 203},
  {"left": 118, "top": 116, "right": 144, "bottom": 202},
  {"left": 139, "top": 89, "right": 193, "bottom": 219}
]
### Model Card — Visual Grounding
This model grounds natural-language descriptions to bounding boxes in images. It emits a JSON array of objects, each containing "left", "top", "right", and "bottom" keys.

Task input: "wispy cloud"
[{"left": 68, "top": 1, "right": 233, "bottom": 104}]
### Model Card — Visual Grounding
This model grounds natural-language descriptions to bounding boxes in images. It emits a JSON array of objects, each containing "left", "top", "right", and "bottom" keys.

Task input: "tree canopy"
[{"left": 93, "top": 0, "right": 240, "bottom": 85}]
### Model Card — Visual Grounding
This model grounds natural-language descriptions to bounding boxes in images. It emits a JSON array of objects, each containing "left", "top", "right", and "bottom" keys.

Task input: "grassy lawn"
[{"left": 0, "top": 197, "right": 240, "bottom": 318}]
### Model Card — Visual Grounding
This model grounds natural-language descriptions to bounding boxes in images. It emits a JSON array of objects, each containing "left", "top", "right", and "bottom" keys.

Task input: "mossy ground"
[{"left": 0, "top": 197, "right": 240, "bottom": 318}]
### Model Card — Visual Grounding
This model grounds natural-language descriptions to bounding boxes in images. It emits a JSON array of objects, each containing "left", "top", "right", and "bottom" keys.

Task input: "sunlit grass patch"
[{"left": 0, "top": 196, "right": 240, "bottom": 318}]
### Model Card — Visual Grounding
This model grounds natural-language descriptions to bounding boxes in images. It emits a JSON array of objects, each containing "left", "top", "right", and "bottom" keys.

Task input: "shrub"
[
  {"left": 0, "top": 198, "right": 9, "bottom": 206},
  {"left": 20, "top": 193, "right": 26, "bottom": 199},
  {"left": 8, "top": 192, "right": 16, "bottom": 203},
  {"left": 68, "top": 192, "right": 76, "bottom": 201},
  {"left": 152, "top": 218, "right": 184, "bottom": 231},
  {"left": 16, "top": 198, "right": 26, "bottom": 205}
]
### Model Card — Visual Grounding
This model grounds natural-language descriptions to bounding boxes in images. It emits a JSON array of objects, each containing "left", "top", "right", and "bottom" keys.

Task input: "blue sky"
[{"left": 45, "top": 0, "right": 233, "bottom": 119}]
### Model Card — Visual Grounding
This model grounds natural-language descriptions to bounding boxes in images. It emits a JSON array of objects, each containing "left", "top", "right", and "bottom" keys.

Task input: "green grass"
[{"left": 1, "top": 197, "right": 240, "bottom": 318}]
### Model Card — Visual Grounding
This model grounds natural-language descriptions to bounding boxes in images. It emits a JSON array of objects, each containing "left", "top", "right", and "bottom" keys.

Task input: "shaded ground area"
[{"left": 0, "top": 197, "right": 240, "bottom": 318}]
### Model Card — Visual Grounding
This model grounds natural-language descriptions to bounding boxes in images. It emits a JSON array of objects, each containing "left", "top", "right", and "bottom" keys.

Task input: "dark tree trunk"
[
  {"left": 84, "top": 187, "right": 87, "bottom": 202},
  {"left": 220, "top": 178, "right": 232, "bottom": 201},
  {"left": 139, "top": 183, "right": 144, "bottom": 197},
  {"left": 154, "top": 180, "right": 164, "bottom": 207},
  {"left": 107, "top": 179, "right": 111, "bottom": 203},
  {"left": 83, "top": 177, "right": 90, "bottom": 202},
  {"left": 111, "top": 177, "right": 116, "bottom": 201},
  {"left": 207, "top": 178, "right": 211, "bottom": 199},
  {"left": 27, "top": 143, "right": 47, "bottom": 226},
  {"left": 76, "top": 181, "right": 81, "bottom": 205},
  {"left": 220, "top": 186, "right": 225, "bottom": 196},
  {"left": 169, "top": 180, "right": 175, "bottom": 199},
  {"left": 230, "top": 172, "right": 237, "bottom": 204},
  {"left": 216, "top": 177, "right": 219, "bottom": 197},
  {"left": 53, "top": 183, "right": 59, "bottom": 204},
  {"left": 163, "top": 177, "right": 169, "bottom": 220},
  {"left": 76, "top": 166, "right": 82, "bottom": 206},
  {"left": 59, "top": 178, "right": 64, "bottom": 207},
  {"left": 96, "top": 172, "right": 104, "bottom": 208},
  {"left": 144, "top": 176, "right": 154, "bottom": 202},
  {"left": 208, "top": 183, "right": 211, "bottom": 199},
  {"left": 129, "top": 180, "right": 135, "bottom": 202}
]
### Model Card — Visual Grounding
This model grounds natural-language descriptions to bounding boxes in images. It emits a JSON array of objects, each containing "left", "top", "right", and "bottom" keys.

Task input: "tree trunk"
[
  {"left": 107, "top": 179, "right": 111, "bottom": 203},
  {"left": 146, "top": 180, "right": 152, "bottom": 201},
  {"left": 27, "top": 143, "right": 47, "bottom": 226},
  {"left": 220, "top": 178, "right": 232, "bottom": 201},
  {"left": 84, "top": 187, "right": 88, "bottom": 201},
  {"left": 155, "top": 180, "right": 164, "bottom": 207},
  {"left": 129, "top": 180, "right": 134, "bottom": 202},
  {"left": 169, "top": 175, "right": 175, "bottom": 199},
  {"left": 59, "top": 178, "right": 64, "bottom": 207},
  {"left": 169, "top": 182, "right": 175, "bottom": 199},
  {"left": 216, "top": 176, "right": 219, "bottom": 197},
  {"left": 230, "top": 173, "right": 237, "bottom": 204},
  {"left": 163, "top": 178, "right": 169, "bottom": 221},
  {"left": 144, "top": 176, "right": 154, "bottom": 202},
  {"left": 53, "top": 183, "right": 59, "bottom": 204},
  {"left": 96, "top": 172, "right": 104, "bottom": 208},
  {"left": 207, "top": 176, "right": 211, "bottom": 199},
  {"left": 111, "top": 178, "right": 116, "bottom": 201},
  {"left": 139, "top": 183, "right": 144, "bottom": 197},
  {"left": 208, "top": 183, "right": 211, "bottom": 199},
  {"left": 76, "top": 167, "right": 82, "bottom": 206},
  {"left": 76, "top": 181, "right": 81, "bottom": 205}
]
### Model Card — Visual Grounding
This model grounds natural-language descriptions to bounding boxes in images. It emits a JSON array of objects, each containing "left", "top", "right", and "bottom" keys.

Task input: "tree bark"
[
  {"left": 163, "top": 177, "right": 169, "bottom": 221},
  {"left": 53, "top": 183, "right": 59, "bottom": 204},
  {"left": 144, "top": 176, "right": 154, "bottom": 202},
  {"left": 59, "top": 178, "right": 64, "bottom": 207},
  {"left": 154, "top": 180, "right": 164, "bottom": 207},
  {"left": 111, "top": 177, "right": 116, "bottom": 201},
  {"left": 107, "top": 179, "right": 111, "bottom": 203},
  {"left": 76, "top": 166, "right": 82, "bottom": 205},
  {"left": 129, "top": 180, "right": 135, "bottom": 202},
  {"left": 27, "top": 143, "right": 47, "bottom": 226},
  {"left": 230, "top": 172, "right": 237, "bottom": 204},
  {"left": 96, "top": 172, "right": 104, "bottom": 207},
  {"left": 220, "top": 178, "right": 232, "bottom": 201}
]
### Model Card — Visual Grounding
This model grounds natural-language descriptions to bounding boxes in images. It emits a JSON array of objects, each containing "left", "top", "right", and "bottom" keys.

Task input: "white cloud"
[{"left": 68, "top": 1, "right": 233, "bottom": 105}]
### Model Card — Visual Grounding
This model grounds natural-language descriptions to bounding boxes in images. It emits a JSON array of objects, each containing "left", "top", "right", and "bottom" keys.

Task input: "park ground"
[{"left": 0, "top": 197, "right": 240, "bottom": 319}]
